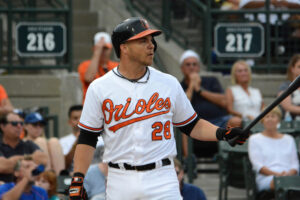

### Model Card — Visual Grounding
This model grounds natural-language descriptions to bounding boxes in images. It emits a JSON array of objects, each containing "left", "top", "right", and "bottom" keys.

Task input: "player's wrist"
[{"left": 216, "top": 127, "right": 227, "bottom": 141}]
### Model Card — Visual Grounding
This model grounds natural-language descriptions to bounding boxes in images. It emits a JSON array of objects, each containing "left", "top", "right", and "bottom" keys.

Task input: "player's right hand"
[{"left": 69, "top": 172, "right": 88, "bottom": 200}]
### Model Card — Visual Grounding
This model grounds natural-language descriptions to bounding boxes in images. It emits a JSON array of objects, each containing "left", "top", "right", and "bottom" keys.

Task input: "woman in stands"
[
  {"left": 35, "top": 170, "right": 60, "bottom": 200},
  {"left": 23, "top": 112, "right": 65, "bottom": 175},
  {"left": 278, "top": 54, "right": 300, "bottom": 120},
  {"left": 226, "top": 60, "right": 264, "bottom": 127},
  {"left": 248, "top": 107, "right": 299, "bottom": 192}
]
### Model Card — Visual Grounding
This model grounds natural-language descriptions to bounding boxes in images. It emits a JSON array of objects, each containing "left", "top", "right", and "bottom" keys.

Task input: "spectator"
[
  {"left": 0, "top": 158, "right": 48, "bottom": 200},
  {"left": 248, "top": 107, "right": 299, "bottom": 193},
  {"left": 60, "top": 105, "right": 104, "bottom": 173},
  {"left": 35, "top": 170, "right": 59, "bottom": 200},
  {"left": 239, "top": 0, "right": 300, "bottom": 25},
  {"left": 180, "top": 50, "right": 240, "bottom": 157},
  {"left": 174, "top": 158, "right": 206, "bottom": 200},
  {"left": 225, "top": 60, "right": 264, "bottom": 127},
  {"left": 78, "top": 32, "right": 119, "bottom": 102},
  {"left": 0, "top": 84, "right": 14, "bottom": 117},
  {"left": 221, "top": 0, "right": 240, "bottom": 10},
  {"left": 0, "top": 112, "right": 47, "bottom": 183},
  {"left": 24, "top": 112, "right": 65, "bottom": 175},
  {"left": 278, "top": 54, "right": 300, "bottom": 120},
  {"left": 83, "top": 146, "right": 107, "bottom": 200}
]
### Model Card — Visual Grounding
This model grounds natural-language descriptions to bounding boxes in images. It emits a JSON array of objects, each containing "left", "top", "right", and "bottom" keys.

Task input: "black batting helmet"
[{"left": 111, "top": 17, "right": 162, "bottom": 58}]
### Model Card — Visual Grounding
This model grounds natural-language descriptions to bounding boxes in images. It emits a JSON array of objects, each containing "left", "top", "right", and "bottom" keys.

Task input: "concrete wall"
[{"left": 0, "top": 73, "right": 82, "bottom": 137}]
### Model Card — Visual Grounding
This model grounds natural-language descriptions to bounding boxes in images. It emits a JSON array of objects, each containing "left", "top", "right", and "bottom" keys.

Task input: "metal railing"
[
  {"left": 124, "top": 0, "right": 300, "bottom": 73},
  {"left": 204, "top": 0, "right": 300, "bottom": 72},
  {"left": 0, "top": 0, "right": 72, "bottom": 72}
]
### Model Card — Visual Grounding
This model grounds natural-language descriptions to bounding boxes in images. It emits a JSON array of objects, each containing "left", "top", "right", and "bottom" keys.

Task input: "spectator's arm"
[
  {"left": 0, "top": 98, "right": 14, "bottom": 115},
  {"left": 84, "top": 38, "right": 106, "bottom": 83},
  {"left": 0, "top": 156, "right": 23, "bottom": 173},
  {"left": 65, "top": 140, "right": 77, "bottom": 170},
  {"left": 273, "top": 0, "right": 300, "bottom": 8},
  {"left": 31, "top": 150, "right": 48, "bottom": 166},
  {"left": 259, "top": 166, "right": 282, "bottom": 176},
  {"left": 1, "top": 178, "right": 29, "bottom": 200},
  {"left": 225, "top": 88, "right": 242, "bottom": 117},
  {"left": 241, "top": 1, "right": 265, "bottom": 9},
  {"left": 279, "top": 91, "right": 300, "bottom": 115},
  {"left": 199, "top": 90, "right": 227, "bottom": 109}
]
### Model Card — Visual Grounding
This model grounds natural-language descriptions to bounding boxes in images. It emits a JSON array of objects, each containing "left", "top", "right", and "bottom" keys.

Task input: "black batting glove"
[
  {"left": 216, "top": 127, "right": 250, "bottom": 146},
  {"left": 69, "top": 172, "right": 88, "bottom": 200}
]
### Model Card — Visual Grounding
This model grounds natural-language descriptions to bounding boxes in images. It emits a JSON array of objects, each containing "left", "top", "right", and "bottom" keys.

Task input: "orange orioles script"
[{"left": 102, "top": 92, "right": 171, "bottom": 132}]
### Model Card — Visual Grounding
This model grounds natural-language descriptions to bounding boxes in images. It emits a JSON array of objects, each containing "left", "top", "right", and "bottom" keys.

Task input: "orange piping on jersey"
[
  {"left": 109, "top": 110, "right": 170, "bottom": 132},
  {"left": 78, "top": 122, "right": 103, "bottom": 131},
  {"left": 173, "top": 112, "right": 197, "bottom": 126}
]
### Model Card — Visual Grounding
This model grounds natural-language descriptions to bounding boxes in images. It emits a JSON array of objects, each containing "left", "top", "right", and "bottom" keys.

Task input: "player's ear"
[{"left": 120, "top": 43, "right": 128, "bottom": 56}]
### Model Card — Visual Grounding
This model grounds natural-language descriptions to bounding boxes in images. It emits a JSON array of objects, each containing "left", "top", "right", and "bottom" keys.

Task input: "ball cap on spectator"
[
  {"left": 25, "top": 112, "right": 46, "bottom": 124},
  {"left": 93, "top": 32, "right": 112, "bottom": 48}
]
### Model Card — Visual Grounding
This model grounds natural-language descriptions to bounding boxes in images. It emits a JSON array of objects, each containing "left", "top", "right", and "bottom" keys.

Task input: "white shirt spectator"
[
  {"left": 230, "top": 85, "right": 262, "bottom": 120},
  {"left": 60, "top": 133, "right": 104, "bottom": 155},
  {"left": 248, "top": 133, "right": 299, "bottom": 191}
]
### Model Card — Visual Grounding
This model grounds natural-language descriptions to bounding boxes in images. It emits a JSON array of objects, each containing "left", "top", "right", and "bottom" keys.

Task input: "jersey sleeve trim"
[
  {"left": 78, "top": 122, "right": 103, "bottom": 132},
  {"left": 173, "top": 112, "right": 197, "bottom": 127}
]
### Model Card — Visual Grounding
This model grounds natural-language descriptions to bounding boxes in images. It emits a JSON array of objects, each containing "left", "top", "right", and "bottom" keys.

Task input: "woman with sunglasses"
[{"left": 23, "top": 112, "right": 65, "bottom": 175}]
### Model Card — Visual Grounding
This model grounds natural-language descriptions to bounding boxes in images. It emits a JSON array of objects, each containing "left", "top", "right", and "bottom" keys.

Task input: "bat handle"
[{"left": 228, "top": 136, "right": 239, "bottom": 147}]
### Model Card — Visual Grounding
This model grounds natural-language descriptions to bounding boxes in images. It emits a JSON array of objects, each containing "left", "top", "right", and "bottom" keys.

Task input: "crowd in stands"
[{"left": 0, "top": 9, "right": 300, "bottom": 198}]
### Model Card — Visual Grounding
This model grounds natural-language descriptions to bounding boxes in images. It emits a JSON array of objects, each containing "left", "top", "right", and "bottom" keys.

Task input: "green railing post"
[
  {"left": 187, "top": 137, "right": 194, "bottom": 183},
  {"left": 7, "top": 0, "right": 12, "bottom": 74},
  {"left": 162, "top": 0, "right": 171, "bottom": 41},
  {"left": 67, "top": 0, "right": 73, "bottom": 72},
  {"left": 206, "top": 0, "right": 212, "bottom": 71},
  {"left": 266, "top": 0, "right": 271, "bottom": 73}
]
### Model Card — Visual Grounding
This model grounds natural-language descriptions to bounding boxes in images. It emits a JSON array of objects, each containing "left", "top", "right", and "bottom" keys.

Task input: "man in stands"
[
  {"left": 0, "top": 158, "right": 48, "bottom": 200},
  {"left": 78, "top": 32, "right": 119, "bottom": 102},
  {"left": 0, "top": 112, "right": 47, "bottom": 183},
  {"left": 179, "top": 50, "right": 239, "bottom": 158}
]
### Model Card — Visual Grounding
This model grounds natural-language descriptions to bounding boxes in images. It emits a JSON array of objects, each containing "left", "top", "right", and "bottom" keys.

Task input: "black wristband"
[{"left": 216, "top": 127, "right": 227, "bottom": 141}]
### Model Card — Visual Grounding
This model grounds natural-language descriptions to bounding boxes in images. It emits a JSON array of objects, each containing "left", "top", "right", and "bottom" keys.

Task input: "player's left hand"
[
  {"left": 69, "top": 172, "right": 88, "bottom": 200},
  {"left": 216, "top": 127, "right": 250, "bottom": 146}
]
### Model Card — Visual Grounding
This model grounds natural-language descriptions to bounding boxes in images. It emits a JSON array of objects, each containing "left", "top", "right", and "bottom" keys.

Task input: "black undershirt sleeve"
[
  {"left": 178, "top": 115, "right": 201, "bottom": 136},
  {"left": 77, "top": 128, "right": 100, "bottom": 148}
]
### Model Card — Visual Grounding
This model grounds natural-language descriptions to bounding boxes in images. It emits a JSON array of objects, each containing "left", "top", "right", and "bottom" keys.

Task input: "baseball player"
[{"left": 69, "top": 17, "right": 250, "bottom": 200}]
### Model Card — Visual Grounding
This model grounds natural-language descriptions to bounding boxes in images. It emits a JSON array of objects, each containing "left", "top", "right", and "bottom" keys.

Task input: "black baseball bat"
[{"left": 229, "top": 75, "right": 300, "bottom": 146}]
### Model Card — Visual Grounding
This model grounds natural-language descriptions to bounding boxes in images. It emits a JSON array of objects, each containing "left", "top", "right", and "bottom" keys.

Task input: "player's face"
[
  {"left": 234, "top": 63, "right": 250, "bottom": 84},
  {"left": 291, "top": 60, "right": 300, "bottom": 79},
  {"left": 181, "top": 57, "right": 200, "bottom": 77},
  {"left": 124, "top": 35, "right": 155, "bottom": 66},
  {"left": 100, "top": 47, "right": 112, "bottom": 64},
  {"left": 262, "top": 112, "right": 280, "bottom": 131}
]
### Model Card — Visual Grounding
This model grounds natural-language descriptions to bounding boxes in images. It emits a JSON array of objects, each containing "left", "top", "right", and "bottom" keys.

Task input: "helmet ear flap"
[{"left": 152, "top": 38, "right": 157, "bottom": 52}]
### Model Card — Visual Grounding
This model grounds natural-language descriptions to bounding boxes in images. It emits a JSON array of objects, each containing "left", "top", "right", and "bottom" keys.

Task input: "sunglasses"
[{"left": 7, "top": 121, "right": 24, "bottom": 127}]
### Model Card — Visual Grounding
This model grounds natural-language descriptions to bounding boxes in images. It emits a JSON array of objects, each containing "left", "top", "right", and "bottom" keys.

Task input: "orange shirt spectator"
[
  {"left": 78, "top": 32, "right": 119, "bottom": 102},
  {"left": 0, "top": 84, "right": 13, "bottom": 116}
]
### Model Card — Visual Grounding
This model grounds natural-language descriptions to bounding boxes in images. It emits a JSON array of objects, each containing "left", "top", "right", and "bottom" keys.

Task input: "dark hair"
[{"left": 68, "top": 105, "right": 83, "bottom": 118}]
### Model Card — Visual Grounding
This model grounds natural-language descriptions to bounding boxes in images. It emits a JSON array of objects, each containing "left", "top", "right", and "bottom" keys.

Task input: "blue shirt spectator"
[
  {"left": 181, "top": 183, "right": 206, "bottom": 200},
  {"left": 0, "top": 183, "right": 48, "bottom": 200}
]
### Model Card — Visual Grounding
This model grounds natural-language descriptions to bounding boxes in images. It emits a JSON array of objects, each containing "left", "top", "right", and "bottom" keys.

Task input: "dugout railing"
[
  {"left": 0, "top": 0, "right": 72, "bottom": 72},
  {"left": 124, "top": 0, "right": 300, "bottom": 73}
]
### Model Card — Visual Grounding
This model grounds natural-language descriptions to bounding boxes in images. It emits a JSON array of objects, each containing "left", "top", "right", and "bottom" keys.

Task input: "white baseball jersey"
[{"left": 79, "top": 67, "right": 197, "bottom": 165}]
